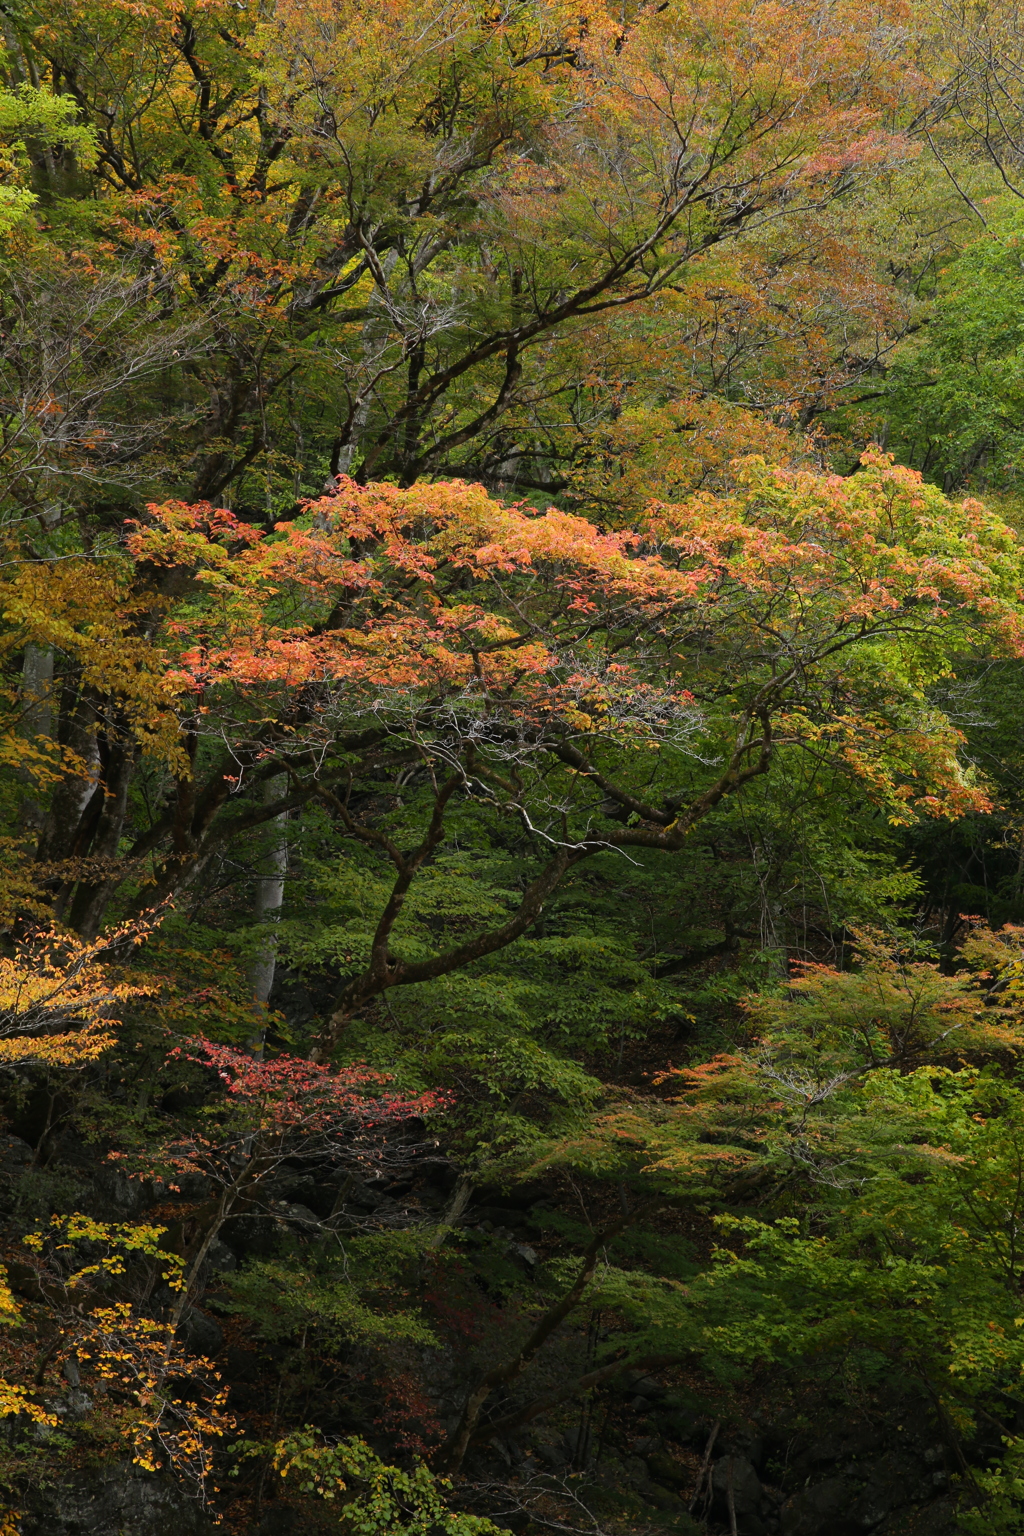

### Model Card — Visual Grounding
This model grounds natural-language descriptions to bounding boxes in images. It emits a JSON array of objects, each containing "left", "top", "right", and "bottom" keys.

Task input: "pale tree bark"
[
  {"left": 17, "top": 642, "right": 55, "bottom": 836},
  {"left": 247, "top": 774, "right": 288, "bottom": 1053},
  {"left": 21, "top": 643, "right": 54, "bottom": 741}
]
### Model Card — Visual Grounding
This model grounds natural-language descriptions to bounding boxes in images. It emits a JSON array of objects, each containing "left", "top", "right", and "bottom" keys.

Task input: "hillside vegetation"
[{"left": 5, "top": 4, "right": 1024, "bottom": 1534}]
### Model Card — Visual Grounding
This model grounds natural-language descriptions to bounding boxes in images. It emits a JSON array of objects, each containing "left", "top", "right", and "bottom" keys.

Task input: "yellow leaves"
[
  {"left": 0, "top": 916, "right": 158, "bottom": 1070},
  {"left": 566, "top": 395, "right": 801, "bottom": 517},
  {"left": 0, "top": 557, "right": 188, "bottom": 780},
  {"left": 24, "top": 1215, "right": 182, "bottom": 1278},
  {"left": 67, "top": 1300, "right": 235, "bottom": 1498},
  {"left": 0, "top": 1268, "right": 21, "bottom": 1328},
  {"left": 0, "top": 1381, "right": 55, "bottom": 1425}
]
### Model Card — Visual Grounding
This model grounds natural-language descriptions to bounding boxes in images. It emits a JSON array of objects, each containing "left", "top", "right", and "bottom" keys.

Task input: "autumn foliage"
[{"left": 5, "top": 0, "right": 1024, "bottom": 1532}]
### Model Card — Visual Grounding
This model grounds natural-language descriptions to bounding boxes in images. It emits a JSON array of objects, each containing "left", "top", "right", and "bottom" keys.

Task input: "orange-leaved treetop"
[{"left": 75, "top": 450, "right": 1024, "bottom": 1044}]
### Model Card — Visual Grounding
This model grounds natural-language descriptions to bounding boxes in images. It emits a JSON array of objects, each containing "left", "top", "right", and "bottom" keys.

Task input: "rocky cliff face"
[{"left": 19, "top": 1464, "right": 214, "bottom": 1536}]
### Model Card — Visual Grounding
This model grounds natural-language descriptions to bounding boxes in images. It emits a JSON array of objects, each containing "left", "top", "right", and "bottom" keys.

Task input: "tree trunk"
[
  {"left": 247, "top": 775, "right": 288, "bottom": 1053},
  {"left": 21, "top": 643, "right": 54, "bottom": 740},
  {"left": 17, "top": 643, "right": 54, "bottom": 834}
]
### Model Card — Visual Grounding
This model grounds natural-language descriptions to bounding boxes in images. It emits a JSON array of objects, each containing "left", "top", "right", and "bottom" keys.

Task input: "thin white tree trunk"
[
  {"left": 22, "top": 643, "right": 54, "bottom": 740},
  {"left": 247, "top": 776, "right": 288, "bottom": 1053},
  {"left": 18, "top": 643, "right": 55, "bottom": 834}
]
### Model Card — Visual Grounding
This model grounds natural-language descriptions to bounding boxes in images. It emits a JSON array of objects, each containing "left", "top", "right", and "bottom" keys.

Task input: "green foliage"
[
  {"left": 261, "top": 1429, "right": 505, "bottom": 1535},
  {"left": 222, "top": 1235, "right": 438, "bottom": 1352},
  {"left": 685, "top": 1064, "right": 1024, "bottom": 1453},
  {"left": 882, "top": 198, "right": 1024, "bottom": 492},
  {"left": 0, "top": 83, "right": 96, "bottom": 229},
  {"left": 8, "top": 4, "right": 1024, "bottom": 1530}
]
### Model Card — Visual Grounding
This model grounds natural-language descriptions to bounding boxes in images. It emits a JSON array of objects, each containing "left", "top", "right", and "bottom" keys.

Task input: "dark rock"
[
  {"left": 850, "top": 1450, "right": 930, "bottom": 1525},
  {"left": 639, "top": 1482, "right": 684, "bottom": 1512},
  {"left": 712, "top": 1454, "right": 765, "bottom": 1534},
  {"left": 180, "top": 1308, "right": 223, "bottom": 1357},
  {"left": 632, "top": 1436, "right": 662, "bottom": 1456},
  {"left": 6, "top": 1259, "right": 43, "bottom": 1302},
  {"left": 305, "top": 1183, "right": 344, "bottom": 1219},
  {"left": 562, "top": 1427, "right": 592, "bottom": 1466},
  {"left": 899, "top": 1498, "right": 957, "bottom": 1535},
  {"left": 471, "top": 1205, "right": 527, "bottom": 1228},
  {"left": 646, "top": 1452, "right": 690, "bottom": 1489},
  {"left": 780, "top": 1478, "right": 861, "bottom": 1536},
  {"left": 844, "top": 1426, "right": 885, "bottom": 1461},
  {"left": 661, "top": 1517, "right": 703, "bottom": 1535},
  {"left": 224, "top": 1211, "right": 286, "bottom": 1256},
  {"left": 20, "top": 1464, "right": 214, "bottom": 1536},
  {"left": 418, "top": 1158, "right": 459, "bottom": 1193},
  {"left": 498, "top": 1436, "right": 525, "bottom": 1466},
  {"left": 851, "top": 1486, "right": 894, "bottom": 1529},
  {"left": 655, "top": 1388, "right": 709, "bottom": 1442},
  {"left": 272, "top": 1172, "right": 317, "bottom": 1202},
  {"left": 626, "top": 1374, "right": 667, "bottom": 1401},
  {"left": 0, "top": 1135, "right": 33, "bottom": 1173},
  {"left": 337, "top": 1176, "right": 386, "bottom": 1212},
  {"left": 272, "top": 1174, "right": 344, "bottom": 1219},
  {"left": 43, "top": 1390, "right": 93, "bottom": 1423},
  {"left": 507, "top": 1241, "right": 538, "bottom": 1269},
  {"left": 713, "top": 1453, "right": 761, "bottom": 1507},
  {"left": 257, "top": 1508, "right": 301, "bottom": 1536},
  {"left": 206, "top": 1238, "right": 237, "bottom": 1273},
  {"left": 803, "top": 1436, "right": 851, "bottom": 1470},
  {"left": 662, "top": 1389, "right": 706, "bottom": 1413},
  {"left": 94, "top": 1164, "right": 152, "bottom": 1219},
  {"left": 531, "top": 1432, "right": 567, "bottom": 1469},
  {"left": 224, "top": 1346, "right": 260, "bottom": 1384},
  {"left": 620, "top": 1454, "right": 652, "bottom": 1488},
  {"left": 179, "top": 1172, "right": 215, "bottom": 1201},
  {"left": 720, "top": 1427, "right": 766, "bottom": 1471},
  {"left": 275, "top": 1201, "right": 321, "bottom": 1231}
]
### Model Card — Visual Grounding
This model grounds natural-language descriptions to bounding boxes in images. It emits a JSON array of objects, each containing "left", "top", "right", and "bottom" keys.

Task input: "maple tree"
[
  {"left": 110, "top": 1040, "right": 444, "bottom": 1332},
  {"left": 5, "top": 448, "right": 1020, "bottom": 1026},
  {"left": 78, "top": 453, "right": 1019, "bottom": 1041}
]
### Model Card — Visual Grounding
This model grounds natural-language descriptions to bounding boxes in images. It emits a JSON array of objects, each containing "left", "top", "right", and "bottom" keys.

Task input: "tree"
[
  {"left": 878, "top": 197, "right": 1024, "bottom": 491},
  {"left": 14, "top": 1214, "right": 233, "bottom": 1505},
  {"left": 82, "top": 453, "right": 1020, "bottom": 1040},
  {"left": 0, "top": 0, "right": 928, "bottom": 506},
  {"left": 110, "top": 1039, "right": 444, "bottom": 1333},
  {"left": 266, "top": 1428, "right": 504, "bottom": 1535},
  {"left": 0, "top": 916, "right": 154, "bottom": 1068}
]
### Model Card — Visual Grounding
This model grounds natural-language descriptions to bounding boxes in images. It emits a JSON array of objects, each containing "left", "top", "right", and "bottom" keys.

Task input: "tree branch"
[{"left": 433, "top": 1209, "right": 641, "bottom": 1473}]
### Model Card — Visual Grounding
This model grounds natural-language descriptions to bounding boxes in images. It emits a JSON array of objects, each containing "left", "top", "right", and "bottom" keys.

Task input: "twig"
[{"left": 689, "top": 1420, "right": 720, "bottom": 1515}]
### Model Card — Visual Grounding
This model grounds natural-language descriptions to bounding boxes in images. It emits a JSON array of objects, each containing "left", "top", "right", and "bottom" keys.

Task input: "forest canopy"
[{"left": 5, "top": 2, "right": 1024, "bottom": 1535}]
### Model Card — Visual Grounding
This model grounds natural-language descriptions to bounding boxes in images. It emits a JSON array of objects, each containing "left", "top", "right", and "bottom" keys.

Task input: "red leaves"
[{"left": 168, "top": 1038, "right": 446, "bottom": 1133}]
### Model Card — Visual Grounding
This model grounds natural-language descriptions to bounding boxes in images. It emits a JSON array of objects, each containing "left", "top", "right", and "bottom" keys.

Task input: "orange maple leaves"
[{"left": 120, "top": 453, "right": 1024, "bottom": 825}]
